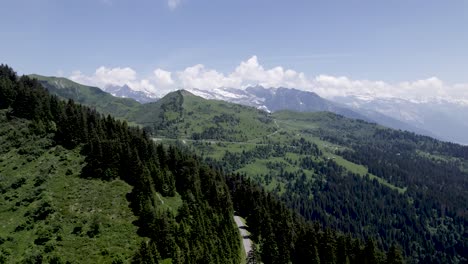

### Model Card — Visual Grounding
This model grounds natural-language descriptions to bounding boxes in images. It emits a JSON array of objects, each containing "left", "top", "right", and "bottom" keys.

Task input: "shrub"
[{"left": 10, "top": 177, "right": 25, "bottom": 189}]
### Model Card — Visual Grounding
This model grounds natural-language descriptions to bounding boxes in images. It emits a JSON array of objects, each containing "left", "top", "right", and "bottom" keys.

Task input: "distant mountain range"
[
  {"left": 186, "top": 86, "right": 437, "bottom": 139},
  {"left": 102, "top": 84, "right": 158, "bottom": 103},
  {"left": 32, "top": 74, "right": 468, "bottom": 144},
  {"left": 332, "top": 96, "right": 468, "bottom": 145}
]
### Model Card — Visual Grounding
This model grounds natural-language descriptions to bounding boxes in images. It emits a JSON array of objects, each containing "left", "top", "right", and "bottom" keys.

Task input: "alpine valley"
[{"left": 3, "top": 72, "right": 463, "bottom": 263}]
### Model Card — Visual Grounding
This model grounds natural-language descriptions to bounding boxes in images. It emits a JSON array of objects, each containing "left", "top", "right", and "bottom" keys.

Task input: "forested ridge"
[
  {"left": 226, "top": 173, "right": 404, "bottom": 264},
  {"left": 183, "top": 110, "right": 468, "bottom": 263},
  {"left": 1, "top": 65, "right": 240, "bottom": 263},
  {"left": 1, "top": 64, "right": 403, "bottom": 263}
]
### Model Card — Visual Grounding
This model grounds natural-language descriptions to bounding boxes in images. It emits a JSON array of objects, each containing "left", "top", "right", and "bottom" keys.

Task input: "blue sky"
[{"left": 1, "top": 0, "right": 468, "bottom": 99}]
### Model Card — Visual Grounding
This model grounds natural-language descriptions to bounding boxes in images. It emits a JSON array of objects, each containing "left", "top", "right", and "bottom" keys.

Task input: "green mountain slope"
[
  {"left": 30, "top": 74, "right": 140, "bottom": 119},
  {"left": 2, "top": 66, "right": 243, "bottom": 263},
  {"left": 132, "top": 90, "right": 277, "bottom": 141},
  {"left": 0, "top": 110, "right": 141, "bottom": 263},
  {"left": 157, "top": 109, "right": 468, "bottom": 262},
  {"left": 29, "top": 76, "right": 276, "bottom": 142}
]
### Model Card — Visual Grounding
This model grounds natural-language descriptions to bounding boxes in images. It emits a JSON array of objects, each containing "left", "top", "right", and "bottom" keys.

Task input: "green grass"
[
  {"left": 155, "top": 192, "right": 183, "bottom": 214},
  {"left": 0, "top": 111, "right": 141, "bottom": 263},
  {"left": 324, "top": 150, "right": 406, "bottom": 193},
  {"left": 236, "top": 160, "right": 271, "bottom": 176}
]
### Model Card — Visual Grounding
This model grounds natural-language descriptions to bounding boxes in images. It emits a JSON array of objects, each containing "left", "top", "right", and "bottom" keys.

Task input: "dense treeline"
[
  {"left": 0, "top": 64, "right": 240, "bottom": 263},
  {"left": 211, "top": 140, "right": 413, "bottom": 257},
  {"left": 226, "top": 174, "right": 405, "bottom": 264},
  {"left": 311, "top": 118, "right": 468, "bottom": 263},
  {"left": 206, "top": 126, "right": 467, "bottom": 263},
  {"left": 217, "top": 138, "right": 321, "bottom": 172}
]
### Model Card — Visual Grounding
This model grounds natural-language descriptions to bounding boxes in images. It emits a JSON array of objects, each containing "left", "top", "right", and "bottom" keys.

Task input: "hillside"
[
  {"left": 29, "top": 77, "right": 277, "bottom": 142},
  {"left": 154, "top": 108, "right": 468, "bottom": 262},
  {"left": 0, "top": 110, "right": 141, "bottom": 263},
  {"left": 131, "top": 90, "right": 277, "bottom": 141},
  {"left": 2, "top": 66, "right": 243, "bottom": 263},
  {"left": 30, "top": 75, "right": 141, "bottom": 119}
]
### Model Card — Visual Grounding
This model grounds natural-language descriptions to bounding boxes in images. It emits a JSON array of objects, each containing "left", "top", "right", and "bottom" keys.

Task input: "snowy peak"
[
  {"left": 102, "top": 85, "right": 158, "bottom": 103},
  {"left": 187, "top": 87, "right": 268, "bottom": 111},
  {"left": 187, "top": 86, "right": 369, "bottom": 120},
  {"left": 331, "top": 95, "right": 468, "bottom": 144},
  {"left": 185, "top": 86, "right": 446, "bottom": 142}
]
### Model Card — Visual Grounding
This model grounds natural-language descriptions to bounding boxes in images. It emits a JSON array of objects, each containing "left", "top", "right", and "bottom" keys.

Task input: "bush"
[
  {"left": 87, "top": 216, "right": 102, "bottom": 238},
  {"left": 48, "top": 255, "right": 63, "bottom": 264},
  {"left": 23, "top": 251, "right": 43, "bottom": 264},
  {"left": 71, "top": 226, "right": 82, "bottom": 235},
  {"left": 14, "top": 218, "right": 34, "bottom": 232},
  {"left": 25, "top": 201, "right": 55, "bottom": 221},
  {"left": 34, "top": 234, "right": 51, "bottom": 245},
  {"left": 34, "top": 174, "right": 48, "bottom": 187},
  {"left": 10, "top": 177, "right": 26, "bottom": 189},
  {"left": 0, "top": 253, "right": 7, "bottom": 264}
]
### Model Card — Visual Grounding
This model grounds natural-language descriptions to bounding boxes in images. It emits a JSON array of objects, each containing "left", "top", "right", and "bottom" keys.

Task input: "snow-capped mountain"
[
  {"left": 188, "top": 86, "right": 364, "bottom": 118},
  {"left": 103, "top": 85, "right": 158, "bottom": 103},
  {"left": 332, "top": 96, "right": 468, "bottom": 144},
  {"left": 187, "top": 87, "right": 267, "bottom": 109},
  {"left": 187, "top": 86, "right": 436, "bottom": 139},
  {"left": 105, "top": 82, "right": 464, "bottom": 144}
]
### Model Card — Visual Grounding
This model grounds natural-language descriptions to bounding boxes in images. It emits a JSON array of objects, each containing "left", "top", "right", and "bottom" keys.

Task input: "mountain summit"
[{"left": 102, "top": 84, "right": 158, "bottom": 103}]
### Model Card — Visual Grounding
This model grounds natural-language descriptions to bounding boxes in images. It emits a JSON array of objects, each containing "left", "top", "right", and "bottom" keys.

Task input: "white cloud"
[
  {"left": 69, "top": 56, "right": 468, "bottom": 103},
  {"left": 175, "top": 56, "right": 314, "bottom": 90},
  {"left": 311, "top": 75, "right": 468, "bottom": 102},
  {"left": 168, "top": 0, "right": 181, "bottom": 10},
  {"left": 178, "top": 64, "right": 241, "bottom": 89},
  {"left": 70, "top": 66, "right": 136, "bottom": 88},
  {"left": 154, "top": 69, "right": 174, "bottom": 86},
  {"left": 70, "top": 66, "right": 160, "bottom": 95}
]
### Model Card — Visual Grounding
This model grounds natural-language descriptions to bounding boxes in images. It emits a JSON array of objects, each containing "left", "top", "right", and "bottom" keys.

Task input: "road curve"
[{"left": 234, "top": 215, "right": 252, "bottom": 257}]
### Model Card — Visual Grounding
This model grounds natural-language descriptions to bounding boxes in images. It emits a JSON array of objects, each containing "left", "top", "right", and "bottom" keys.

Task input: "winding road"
[{"left": 234, "top": 216, "right": 252, "bottom": 257}]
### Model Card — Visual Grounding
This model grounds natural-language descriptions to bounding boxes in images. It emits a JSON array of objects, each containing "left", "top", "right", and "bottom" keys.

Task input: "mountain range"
[
  {"left": 188, "top": 85, "right": 468, "bottom": 144},
  {"left": 333, "top": 96, "right": 468, "bottom": 145},
  {"left": 102, "top": 84, "right": 158, "bottom": 103},
  {"left": 187, "top": 86, "right": 438, "bottom": 139},
  {"left": 33, "top": 74, "right": 468, "bottom": 144}
]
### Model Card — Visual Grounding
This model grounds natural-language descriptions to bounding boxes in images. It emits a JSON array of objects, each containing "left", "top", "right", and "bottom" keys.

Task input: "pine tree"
[
  {"left": 386, "top": 245, "right": 404, "bottom": 264},
  {"left": 363, "top": 239, "right": 378, "bottom": 264}
]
